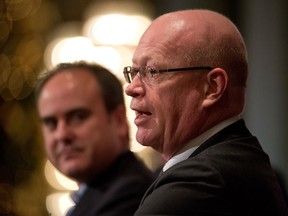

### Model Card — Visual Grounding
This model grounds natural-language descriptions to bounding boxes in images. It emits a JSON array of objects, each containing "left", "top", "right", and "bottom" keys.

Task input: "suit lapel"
[
  {"left": 190, "top": 119, "right": 254, "bottom": 158},
  {"left": 139, "top": 170, "right": 163, "bottom": 205},
  {"left": 70, "top": 186, "right": 102, "bottom": 216}
]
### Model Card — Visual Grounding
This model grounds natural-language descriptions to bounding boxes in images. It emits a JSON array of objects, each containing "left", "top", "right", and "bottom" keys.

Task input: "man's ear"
[{"left": 202, "top": 68, "right": 228, "bottom": 108}]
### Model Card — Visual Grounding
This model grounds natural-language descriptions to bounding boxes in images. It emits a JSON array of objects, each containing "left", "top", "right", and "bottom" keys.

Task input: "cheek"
[
  {"left": 44, "top": 140, "right": 56, "bottom": 165},
  {"left": 42, "top": 131, "right": 55, "bottom": 154},
  {"left": 79, "top": 121, "right": 115, "bottom": 151},
  {"left": 157, "top": 89, "right": 202, "bottom": 130},
  {"left": 42, "top": 129, "right": 61, "bottom": 165},
  {"left": 83, "top": 131, "right": 118, "bottom": 170},
  {"left": 79, "top": 120, "right": 108, "bottom": 140},
  {"left": 156, "top": 90, "right": 181, "bottom": 116}
]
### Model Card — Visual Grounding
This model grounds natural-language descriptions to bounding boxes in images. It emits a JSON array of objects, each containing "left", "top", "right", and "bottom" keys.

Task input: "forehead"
[
  {"left": 43, "top": 69, "right": 100, "bottom": 93},
  {"left": 38, "top": 69, "right": 103, "bottom": 112},
  {"left": 133, "top": 28, "right": 186, "bottom": 68},
  {"left": 132, "top": 43, "right": 171, "bottom": 68}
]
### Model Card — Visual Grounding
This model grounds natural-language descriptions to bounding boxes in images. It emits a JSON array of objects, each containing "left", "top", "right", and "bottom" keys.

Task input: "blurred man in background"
[{"left": 36, "top": 61, "right": 155, "bottom": 216}]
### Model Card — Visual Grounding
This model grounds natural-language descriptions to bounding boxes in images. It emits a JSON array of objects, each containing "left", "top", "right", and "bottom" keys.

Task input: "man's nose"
[
  {"left": 54, "top": 121, "right": 74, "bottom": 143},
  {"left": 124, "top": 75, "right": 145, "bottom": 98}
]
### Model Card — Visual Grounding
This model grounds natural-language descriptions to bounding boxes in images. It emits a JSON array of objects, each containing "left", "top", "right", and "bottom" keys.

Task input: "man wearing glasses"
[{"left": 123, "top": 9, "right": 288, "bottom": 215}]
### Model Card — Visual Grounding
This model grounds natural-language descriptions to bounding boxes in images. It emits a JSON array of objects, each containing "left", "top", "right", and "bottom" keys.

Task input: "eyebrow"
[
  {"left": 40, "top": 107, "right": 91, "bottom": 121},
  {"left": 65, "top": 108, "right": 91, "bottom": 118}
]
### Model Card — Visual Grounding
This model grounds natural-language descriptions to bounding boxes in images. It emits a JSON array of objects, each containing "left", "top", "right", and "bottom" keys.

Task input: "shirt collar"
[
  {"left": 163, "top": 116, "right": 240, "bottom": 172},
  {"left": 71, "top": 183, "right": 87, "bottom": 204}
]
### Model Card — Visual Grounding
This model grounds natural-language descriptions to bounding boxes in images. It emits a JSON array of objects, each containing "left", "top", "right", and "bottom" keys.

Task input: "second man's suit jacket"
[{"left": 69, "top": 150, "right": 155, "bottom": 216}]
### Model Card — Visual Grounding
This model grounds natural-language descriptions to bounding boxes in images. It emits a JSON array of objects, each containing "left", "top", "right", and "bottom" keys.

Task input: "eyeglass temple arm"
[{"left": 158, "top": 67, "right": 213, "bottom": 73}]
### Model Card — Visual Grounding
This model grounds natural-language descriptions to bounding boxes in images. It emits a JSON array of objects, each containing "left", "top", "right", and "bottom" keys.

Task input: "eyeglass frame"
[{"left": 123, "top": 66, "right": 214, "bottom": 84}]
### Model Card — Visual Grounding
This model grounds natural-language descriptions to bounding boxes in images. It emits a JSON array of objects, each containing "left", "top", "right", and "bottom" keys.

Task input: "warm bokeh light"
[
  {"left": 0, "top": 15, "right": 12, "bottom": 44},
  {"left": 0, "top": 54, "right": 11, "bottom": 97},
  {"left": 6, "top": 0, "right": 35, "bottom": 21},
  {"left": 92, "top": 46, "right": 122, "bottom": 75},
  {"left": 83, "top": 14, "right": 151, "bottom": 45},
  {"left": 9, "top": 65, "right": 36, "bottom": 100},
  {"left": 115, "top": 46, "right": 134, "bottom": 73},
  {"left": 44, "top": 37, "right": 123, "bottom": 75},
  {"left": 46, "top": 192, "right": 74, "bottom": 216},
  {"left": 44, "top": 160, "right": 78, "bottom": 191},
  {"left": 45, "top": 36, "right": 95, "bottom": 67}
]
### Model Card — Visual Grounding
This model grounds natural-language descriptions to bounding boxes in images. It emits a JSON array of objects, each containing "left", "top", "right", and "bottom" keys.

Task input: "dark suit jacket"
[
  {"left": 134, "top": 119, "right": 288, "bottom": 216},
  {"left": 69, "top": 150, "right": 155, "bottom": 216}
]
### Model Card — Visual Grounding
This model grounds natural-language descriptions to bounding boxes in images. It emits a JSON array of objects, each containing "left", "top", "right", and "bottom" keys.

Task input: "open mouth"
[{"left": 135, "top": 110, "right": 152, "bottom": 118}]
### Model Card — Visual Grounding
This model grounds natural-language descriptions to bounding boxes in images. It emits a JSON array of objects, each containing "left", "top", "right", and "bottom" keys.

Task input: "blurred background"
[{"left": 0, "top": 0, "right": 287, "bottom": 215}]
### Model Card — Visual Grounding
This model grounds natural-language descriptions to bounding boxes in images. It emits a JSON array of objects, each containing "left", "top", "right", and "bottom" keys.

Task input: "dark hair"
[{"left": 35, "top": 61, "right": 124, "bottom": 113}]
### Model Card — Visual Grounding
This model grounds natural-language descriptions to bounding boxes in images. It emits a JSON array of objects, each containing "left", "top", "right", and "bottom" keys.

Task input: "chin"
[
  {"left": 60, "top": 163, "right": 83, "bottom": 178},
  {"left": 65, "top": 169, "right": 84, "bottom": 181},
  {"left": 136, "top": 131, "right": 150, "bottom": 145}
]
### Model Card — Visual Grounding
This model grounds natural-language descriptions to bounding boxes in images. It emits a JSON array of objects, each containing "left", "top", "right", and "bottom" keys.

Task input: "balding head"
[
  {"left": 126, "top": 9, "right": 249, "bottom": 158},
  {"left": 137, "top": 9, "right": 248, "bottom": 87}
]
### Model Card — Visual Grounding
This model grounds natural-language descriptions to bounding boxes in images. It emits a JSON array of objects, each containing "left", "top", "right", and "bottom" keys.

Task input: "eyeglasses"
[{"left": 123, "top": 66, "right": 213, "bottom": 84}]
